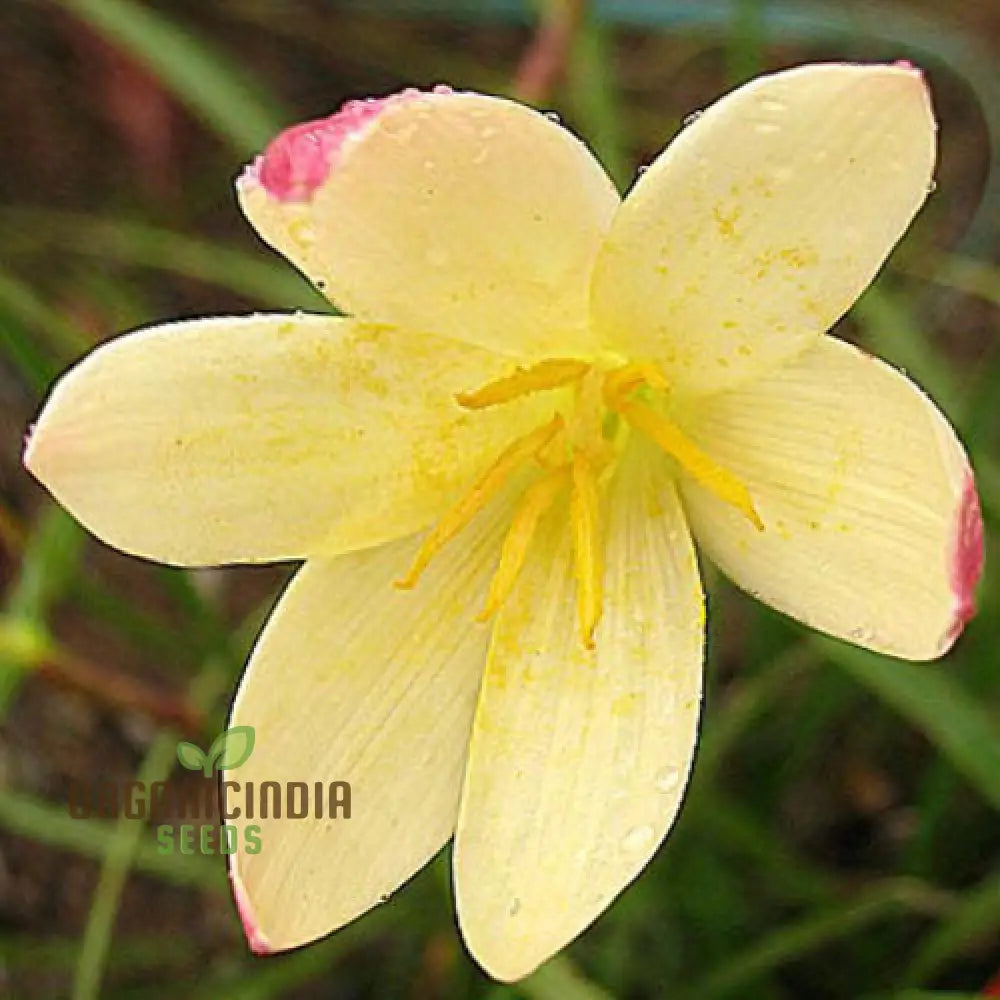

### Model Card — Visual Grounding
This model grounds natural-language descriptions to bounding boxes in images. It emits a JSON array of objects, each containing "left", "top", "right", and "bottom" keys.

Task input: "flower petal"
[
  {"left": 225, "top": 489, "right": 512, "bottom": 953},
  {"left": 591, "top": 63, "right": 936, "bottom": 394},
  {"left": 25, "top": 313, "right": 546, "bottom": 566},
  {"left": 238, "top": 89, "right": 619, "bottom": 358},
  {"left": 678, "top": 336, "right": 982, "bottom": 659},
  {"left": 454, "top": 444, "right": 705, "bottom": 981}
]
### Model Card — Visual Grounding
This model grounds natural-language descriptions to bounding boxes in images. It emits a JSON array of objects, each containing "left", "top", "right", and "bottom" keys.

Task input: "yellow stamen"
[
  {"left": 616, "top": 399, "right": 764, "bottom": 530},
  {"left": 568, "top": 366, "right": 607, "bottom": 458},
  {"left": 455, "top": 358, "right": 590, "bottom": 410},
  {"left": 570, "top": 451, "right": 603, "bottom": 650},
  {"left": 477, "top": 467, "right": 569, "bottom": 623},
  {"left": 534, "top": 419, "right": 570, "bottom": 469},
  {"left": 602, "top": 362, "right": 669, "bottom": 407},
  {"left": 395, "top": 414, "right": 564, "bottom": 590}
]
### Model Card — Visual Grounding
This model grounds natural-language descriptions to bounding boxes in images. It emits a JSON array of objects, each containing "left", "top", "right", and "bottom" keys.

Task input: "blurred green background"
[{"left": 1, "top": 1, "right": 998, "bottom": 998}]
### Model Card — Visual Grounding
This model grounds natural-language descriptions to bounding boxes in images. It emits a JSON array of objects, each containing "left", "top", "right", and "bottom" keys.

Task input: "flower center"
[{"left": 395, "top": 358, "right": 763, "bottom": 647}]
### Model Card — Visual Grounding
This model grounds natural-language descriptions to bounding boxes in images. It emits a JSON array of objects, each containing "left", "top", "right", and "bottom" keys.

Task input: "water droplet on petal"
[
  {"left": 621, "top": 824, "right": 655, "bottom": 852},
  {"left": 544, "top": 111, "right": 561, "bottom": 123},
  {"left": 660, "top": 684, "right": 678, "bottom": 714},
  {"left": 380, "top": 116, "right": 418, "bottom": 141},
  {"left": 683, "top": 110, "right": 703, "bottom": 126},
  {"left": 655, "top": 766, "right": 681, "bottom": 793},
  {"left": 927, "top": 178, "right": 938, "bottom": 194},
  {"left": 637, "top": 164, "right": 650, "bottom": 176},
  {"left": 289, "top": 219, "right": 316, "bottom": 249}
]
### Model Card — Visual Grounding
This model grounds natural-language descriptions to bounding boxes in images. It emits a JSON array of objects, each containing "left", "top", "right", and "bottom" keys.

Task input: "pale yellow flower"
[{"left": 25, "top": 63, "right": 983, "bottom": 980}]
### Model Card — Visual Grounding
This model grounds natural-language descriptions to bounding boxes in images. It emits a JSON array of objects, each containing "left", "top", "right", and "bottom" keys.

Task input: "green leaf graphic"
[
  {"left": 204, "top": 725, "right": 256, "bottom": 776},
  {"left": 176, "top": 741, "right": 206, "bottom": 772}
]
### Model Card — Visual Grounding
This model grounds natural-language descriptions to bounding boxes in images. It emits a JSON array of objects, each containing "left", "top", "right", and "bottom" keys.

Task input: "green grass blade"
[
  {"left": 71, "top": 662, "right": 230, "bottom": 1000},
  {"left": 1, "top": 209, "right": 324, "bottom": 309},
  {"left": 0, "top": 310, "right": 59, "bottom": 393},
  {"left": 695, "top": 791, "right": 838, "bottom": 904},
  {"left": 0, "top": 266, "right": 90, "bottom": 393},
  {"left": 903, "top": 870, "right": 1000, "bottom": 986},
  {"left": 566, "top": 17, "right": 630, "bottom": 192},
  {"left": 185, "top": 907, "right": 399, "bottom": 999},
  {"left": 681, "top": 880, "right": 951, "bottom": 999},
  {"left": 904, "top": 253, "right": 1000, "bottom": 309},
  {"left": 0, "top": 509, "right": 85, "bottom": 713},
  {"left": 56, "top": 0, "right": 284, "bottom": 153},
  {"left": 0, "top": 789, "right": 222, "bottom": 890},
  {"left": 520, "top": 955, "right": 616, "bottom": 1000},
  {"left": 816, "top": 637, "right": 1000, "bottom": 812},
  {"left": 852, "top": 284, "right": 964, "bottom": 422},
  {"left": 696, "top": 642, "right": 814, "bottom": 783},
  {"left": 726, "top": 0, "right": 764, "bottom": 83}
]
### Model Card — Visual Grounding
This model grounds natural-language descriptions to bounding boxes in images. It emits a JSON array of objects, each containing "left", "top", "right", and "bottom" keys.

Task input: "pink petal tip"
[
  {"left": 240, "top": 84, "right": 454, "bottom": 202},
  {"left": 891, "top": 59, "right": 926, "bottom": 80},
  {"left": 230, "top": 868, "right": 272, "bottom": 955},
  {"left": 944, "top": 470, "right": 984, "bottom": 647}
]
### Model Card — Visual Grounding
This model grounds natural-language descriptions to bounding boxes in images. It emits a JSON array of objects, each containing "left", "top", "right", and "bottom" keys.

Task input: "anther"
[{"left": 455, "top": 359, "right": 590, "bottom": 409}]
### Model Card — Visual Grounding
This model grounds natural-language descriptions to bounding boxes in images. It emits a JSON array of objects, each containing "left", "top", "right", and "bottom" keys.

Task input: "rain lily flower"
[{"left": 25, "top": 63, "right": 983, "bottom": 980}]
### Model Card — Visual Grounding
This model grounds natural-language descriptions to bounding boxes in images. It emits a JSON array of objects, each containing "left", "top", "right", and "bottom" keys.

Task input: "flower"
[{"left": 24, "top": 63, "right": 983, "bottom": 981}]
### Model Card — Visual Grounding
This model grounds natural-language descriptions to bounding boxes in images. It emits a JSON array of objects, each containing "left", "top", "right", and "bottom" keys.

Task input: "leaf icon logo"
[
  {"left": 176, "top": 741, "right": 207, "bottom": 772},
  {"left": 176, "top": 726, "right": 255, "bottom": 777}
]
